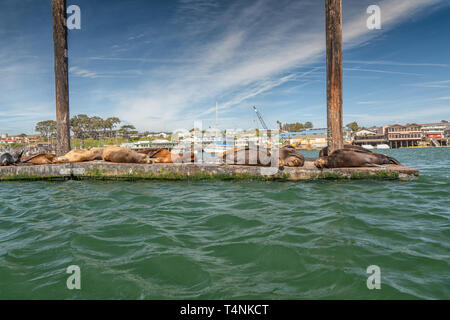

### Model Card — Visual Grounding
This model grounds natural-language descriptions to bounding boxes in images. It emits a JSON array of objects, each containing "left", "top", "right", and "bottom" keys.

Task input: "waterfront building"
[
  {"left": 384, "top": 124, "right": 423, "bottom": 148},
  {"left": 419, "top": 122, "right": 448, "bottom": 146}
]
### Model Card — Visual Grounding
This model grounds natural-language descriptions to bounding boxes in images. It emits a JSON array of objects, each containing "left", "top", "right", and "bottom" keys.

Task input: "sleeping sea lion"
[
  {"left": 102, "top": 146, "right": 153, "bottom": 164},
  {"left": 314, "top": 148, "right": 401, "bottom": 169},
  {"left": 0, "top": 150, "right": 24, "bottom": 166},
  {"left": 1, "top": 153, "right": 16, "bottom": 166},
  {"left": 137, "top": 148, "right": 196, "bottom": 163},
  {"left": 20, "top": 153, "right": 56, "bottom": 165},
  {"left": 220, "top": 145, "right": 304, "bottom": 167},
  {"left": 221, "top": 146, "right": 272, "bottom": 166},
  {"left": 54, "top": 149, "right": 100, "bottom": 163},
  {"left": 319, "top": 144, "right": 371, "bottom": 157},
  {"left": 279, "top": 145, "right": 305, "bottom": 167}
]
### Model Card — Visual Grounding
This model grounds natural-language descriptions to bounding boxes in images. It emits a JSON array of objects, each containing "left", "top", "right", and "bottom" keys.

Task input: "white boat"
[
  {"left": 376, "top": 144, "right": 390, "bottom": 149},
  {"left": 362, "top": 145, "right": 375, "bottom": 150}
]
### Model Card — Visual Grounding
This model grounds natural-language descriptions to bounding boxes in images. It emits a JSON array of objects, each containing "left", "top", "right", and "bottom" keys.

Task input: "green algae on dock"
[{"left": 0, "top": 161, "right": 419, "bottom": 181}]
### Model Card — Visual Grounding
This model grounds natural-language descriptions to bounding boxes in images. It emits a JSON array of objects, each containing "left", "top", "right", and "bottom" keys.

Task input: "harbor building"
[
  {"left": 352, "top": 129, "right": 389, "bottom": 148},
  {"left": 420, "top": 122, "right": 448, "bottom": 146},
  {"left": 385, "top": 124, "right": 423, "bottom": 148}
]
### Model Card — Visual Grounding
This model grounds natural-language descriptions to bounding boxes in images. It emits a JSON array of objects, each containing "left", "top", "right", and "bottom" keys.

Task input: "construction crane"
[{"left": 252, "top": 106, "right": 268, "bottom": 130}]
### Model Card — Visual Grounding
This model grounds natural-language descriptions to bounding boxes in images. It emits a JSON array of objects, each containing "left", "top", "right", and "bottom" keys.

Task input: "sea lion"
[
  {"left": 220, "top": 146, "right": 272, "bottom": 166},
  {"left": 279, "top": 145, "right": 305, "bottom": 167},
  {"left": 319, "top": 144, "right": 371, "bottom": 157},
  {"left": 0, "top": 153, "right": 16, "bottom": 166},
  {"left": 314, "top": 148, "right": 401, "bottom": 169},
  {"left": 147, "top": 149, "right": 173, "bottom": 163},
  {"left": 137, "top": 148, "right": 196, "bottom": 163},
  {"left": 102, "top": 146, "right": 153, "bottom": 164},
  {"left": 20, "top": 153, "right": 56, "bottom": 165},
  {"left": 0, "top": 151, "right": 24, "bottom": 166},
  {"left": 54, "top": 149, "right": 101, "bottom": 163},
  {"left": 220, "top": 145, "right": 304, "bottom": 167}
]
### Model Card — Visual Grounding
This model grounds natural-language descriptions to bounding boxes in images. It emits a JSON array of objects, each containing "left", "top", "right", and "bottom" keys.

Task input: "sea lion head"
[{"left": 314, "top": 157, "right": 327, "bottom": 169}]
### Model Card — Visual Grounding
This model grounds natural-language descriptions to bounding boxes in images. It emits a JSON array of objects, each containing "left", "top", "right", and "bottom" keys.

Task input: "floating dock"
[{"left": 0, "top": 160, "right": 419, "bottom": 181}]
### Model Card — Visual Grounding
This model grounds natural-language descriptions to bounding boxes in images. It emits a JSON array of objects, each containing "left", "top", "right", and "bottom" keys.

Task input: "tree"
[
  {"left": 87, "top": 116, "right": 104, "bottom": 139},
  {"left": 35, "top": 120, "right": 57, "bottom": 141},
  {"left": 441, "top": 120, "right": 448, "bottom": 123},
  {"left": 346, "top": 121, "right": 359, "bottom": 132},
  {"left": 119, "top": 125, "right": 137, "bottom": 139},
  {"left": 70, "top": 114, "right": 90, "bottom": 139},
  {"left": 304, "top": 122, "right": 313, "bottom": 129},
  {"left": 105, "top": 117, "right": 121, "bottom": 138}
]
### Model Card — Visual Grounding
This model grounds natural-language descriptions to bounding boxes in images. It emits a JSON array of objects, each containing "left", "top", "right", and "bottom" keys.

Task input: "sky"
[{"left": 0, "top": 0, "right": 450, "bottom": 135}]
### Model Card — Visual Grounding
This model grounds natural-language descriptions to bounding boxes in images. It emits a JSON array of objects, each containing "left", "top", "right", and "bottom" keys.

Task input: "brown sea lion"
[
  {"left": 314, "top": 149, "right": 401, "bottom": 169},
  {"left": 137, "top": 148, "right": 196, "bottom": 163},
  {"left": 220, "top": 145, "right": 304, "bottom": 167},
  {"left": 20, "top": 153, "right": 56, "bottom": 165},
  {"left": 221, "top": 146, "right": 272, "bottom": 166},
  {"left": 102, "top": 146, "right": 153, "bottom": 164},
  {"left": 54, "top": 149, "right": 101, "bottom": 163},
  {"left": 319, "top": 144, "right": 371, "bottom": 157},
  {"left": 279, "top": 145, "right": 305, "bottom": 167}
]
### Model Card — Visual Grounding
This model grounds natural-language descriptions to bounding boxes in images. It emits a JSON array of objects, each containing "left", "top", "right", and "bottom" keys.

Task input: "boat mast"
[{"left": 216, "top": 101, "right": 219, "bottom": 129}]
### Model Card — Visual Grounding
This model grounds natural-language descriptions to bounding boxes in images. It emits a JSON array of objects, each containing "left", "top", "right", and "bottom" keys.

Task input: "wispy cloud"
[
  {"left": 69, "top": 66, "right": 98, "bottom": 78},
  {"left": 410, "top": 80, "right": 450, "bottom": 88},
  {"left": 346, "top": 60, "right": 450, "bottom": 68},
  {"left": 344, "top": 67, "right": 423, "bottom": 76}
]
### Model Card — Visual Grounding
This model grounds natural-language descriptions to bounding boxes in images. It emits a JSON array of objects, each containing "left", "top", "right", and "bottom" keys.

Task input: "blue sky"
[{"left": 0, "top": 0, "right": 449, "bottom": 135}]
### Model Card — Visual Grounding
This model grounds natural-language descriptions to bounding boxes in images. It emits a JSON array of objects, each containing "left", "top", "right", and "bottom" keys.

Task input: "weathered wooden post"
[
  {"left": 326, "top": 0, "right": 344, "bottom": 153},
  {"left": 52, "top": 0, "right": 71, "bottom": 155}
]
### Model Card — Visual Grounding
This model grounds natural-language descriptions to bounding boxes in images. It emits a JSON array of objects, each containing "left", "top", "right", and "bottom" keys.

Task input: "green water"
[{"left": 0, "top": 148, "right": 448, "bottom": 299}]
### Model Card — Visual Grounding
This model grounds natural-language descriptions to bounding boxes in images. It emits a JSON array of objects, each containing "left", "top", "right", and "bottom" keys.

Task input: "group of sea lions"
[
  {"left": 0, "top": 146, "right": 195, "bottom": 166},
  {"left": 0, "top": 144, "right": 401, "bottom": 169}
]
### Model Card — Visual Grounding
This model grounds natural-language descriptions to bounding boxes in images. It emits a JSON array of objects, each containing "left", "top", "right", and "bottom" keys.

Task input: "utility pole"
[
  {"left": 52, "top": 0, "right": 71, "bottom": 155},
  {"left": 325, "top": 0, "right": 344, "bottom": 153}
]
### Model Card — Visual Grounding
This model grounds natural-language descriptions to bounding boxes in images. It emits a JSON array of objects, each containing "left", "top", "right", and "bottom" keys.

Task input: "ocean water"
[{"left": 0, "top": 148, "right": 448, "bottom": 299}]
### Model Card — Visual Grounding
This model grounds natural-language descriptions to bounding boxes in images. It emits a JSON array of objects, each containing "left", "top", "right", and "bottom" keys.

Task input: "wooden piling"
[
  {"left": 325, "top": 0, "right": 344, "bottom": 153},
  {"left": 52, "top": 0, "right": 71, "bottom": 156}
]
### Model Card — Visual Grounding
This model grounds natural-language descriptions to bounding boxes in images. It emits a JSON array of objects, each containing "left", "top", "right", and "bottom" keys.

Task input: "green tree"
[
  {"left": 35, "top": 120, "right": 57, "bottom": 141},
  {"left": 346, "top": 121, "right": 359, "bottom": 132},
  {"left": 70, "top": 114, "right": 90, "bottom": 139},
  {"left": 105, "top": 117, "right": 121, "bottom": 138},
  {"left": 304, "top": 122, "right": 313, "bottom": 129},
  {"left": 119, "top": 125, "right": 137, "bottom": 139}
]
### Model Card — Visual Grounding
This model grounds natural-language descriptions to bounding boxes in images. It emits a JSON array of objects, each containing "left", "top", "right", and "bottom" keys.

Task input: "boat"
[
  {"left": 362, "top": 145, "right": 375, "bottom": 150},
  {"left": 376, "top": 144, "right": 390, "bottom": 149}
]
